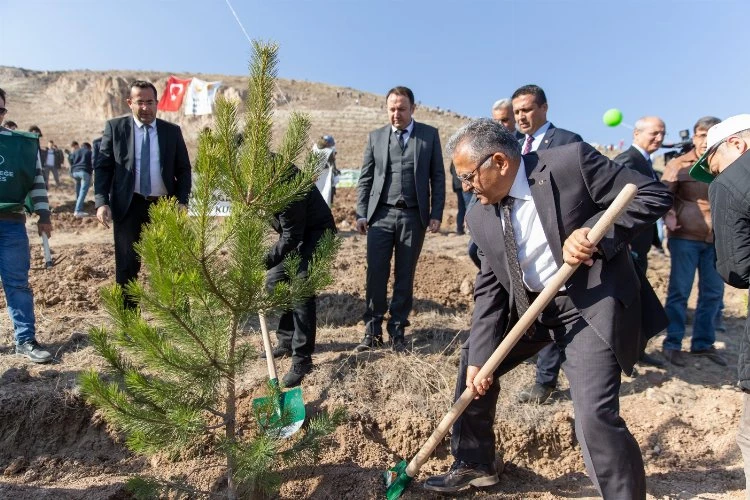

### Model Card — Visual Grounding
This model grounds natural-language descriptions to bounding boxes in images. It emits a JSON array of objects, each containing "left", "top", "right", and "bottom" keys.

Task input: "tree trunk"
[{"left": 225, "top": 319, "right": 238, "bottom": 500}]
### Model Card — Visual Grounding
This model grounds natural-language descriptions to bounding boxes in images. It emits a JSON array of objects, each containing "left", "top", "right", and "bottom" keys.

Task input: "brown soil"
[{"left": 0, "top": 180, "right": 746, "bottom": 499}]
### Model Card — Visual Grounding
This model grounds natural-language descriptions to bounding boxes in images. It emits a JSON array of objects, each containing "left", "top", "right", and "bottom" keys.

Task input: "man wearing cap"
[
  {"left": 690, "top": 114, "right": 750, "bottom": 491},
  {"left": 355, "top": 86, "right": 445, "bottom": 351},
  {"left": 661, "top": 116, "right": 726, "bottom": 367}
]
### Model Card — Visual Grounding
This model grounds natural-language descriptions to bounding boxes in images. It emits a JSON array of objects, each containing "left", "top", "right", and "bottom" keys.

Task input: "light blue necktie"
[{"left": 140, "top": 124, "right": 151, "bottom": 196}]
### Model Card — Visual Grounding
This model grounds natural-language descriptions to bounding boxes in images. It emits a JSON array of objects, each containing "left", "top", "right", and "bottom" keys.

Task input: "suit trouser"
[
  {"left": 363, "top": 205, "right": 425, "bottom": 335},
  {"left": 451, "top": 295, "right": 646, "bottom": 500},
  {"left": 266, "top": 262, "right": 316, "bottom": 366},
  {"left": 534, "top": 341, "right": 565, "bottom": 387},
  {"left": 113, "top": 194, "right": 153, "bottom": 308}
]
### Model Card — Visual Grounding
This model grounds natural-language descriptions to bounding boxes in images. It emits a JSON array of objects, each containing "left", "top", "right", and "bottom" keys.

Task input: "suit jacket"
[
  {"left": 39, "top": 147, "right": 64, "bottom": 169},
  {"left": 356, "top": 121, "right": 445, "bottom": 228},
  {"left": 613, "top": 146, "right": 660, "bottom": 258},
  {"left": 95, "top": 115, "right": 191, "bottom": 222},
  {"left": 466, "top": 142, "right": 672, "bottom": 374},
  {"left": 530, "top": 123, "right": 584, "bottom": 151},
  {"left": 266, "top": 168, "right": 337, "bottom": 269}
]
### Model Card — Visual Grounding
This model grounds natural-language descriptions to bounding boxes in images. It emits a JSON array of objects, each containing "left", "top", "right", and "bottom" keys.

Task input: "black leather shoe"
[
  {"left": 281, "top": 363, "right": 312, "bottom": 387},
  {"left": 355, "top": 334, "right": 383, "bottom": 352},
  {"left": 260, "top": 345, "right": 291, "bottom": 359},
  {"left": 391, "top": 335, "right": 406, "bottom": 352},
  {"left": 639, "top": 352, "right": 665, "bottom": 368},
  {"left": 16, "top": 340, "right": 52, "bottom": 364},
  {"left": 517, "top": 383, "right": 554, "bottom": 404},
  {"left": 691, "top": 346, "right": 728, "bottom": 366},
  {"left": 662, "top": 348, "right": 686, "bottom": 367},
  {"left": 423, "top": 460, "right": 499, "bottom": 493}
]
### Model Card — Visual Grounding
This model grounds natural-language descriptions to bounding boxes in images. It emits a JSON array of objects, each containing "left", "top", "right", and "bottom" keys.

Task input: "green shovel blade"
[
  {"left": 252, "top": 383, "right": 305, "bottom": 439},
  {"left": 384, "top": 459, "right": 412, "bottom": 500}
]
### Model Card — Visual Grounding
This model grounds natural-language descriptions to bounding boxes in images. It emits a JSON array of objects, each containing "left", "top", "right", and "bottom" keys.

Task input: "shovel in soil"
[
  {"left": 251, "top": 312, "right": 305, "bottom": 438},
  {"left": 384, "top": 183, "right": 638, "bottom": 500}
]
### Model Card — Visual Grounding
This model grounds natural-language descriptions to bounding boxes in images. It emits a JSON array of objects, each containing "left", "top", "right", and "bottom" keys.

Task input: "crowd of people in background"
[{"left": 2, "top": 78, "right": 750, "bottom": 498}]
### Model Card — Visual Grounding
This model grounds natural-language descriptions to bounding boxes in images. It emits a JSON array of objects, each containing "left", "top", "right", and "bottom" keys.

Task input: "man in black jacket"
[
  {"left": 614, "top": 116, "right": 666, "bottom": 272},
  {"left": 690, "top": 114, "right": 750, "bottom": 491},
  {"left": 265, "top": 169, "right": 336, "bottom": 387}
]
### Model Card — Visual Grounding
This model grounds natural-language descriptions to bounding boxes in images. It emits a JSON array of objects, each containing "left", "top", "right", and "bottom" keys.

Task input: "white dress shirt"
[
  {"left": 503, "top": 158, "right": 561, "bottom": 292},
  {"left": 391, "top": 119, "right": 414, "bottom": 144},
  {"left": 133, "top": 117, "right": 166, "bottom": 196},
  {"left": 526, "top": 121, "right": 552, "bottom": 153}
]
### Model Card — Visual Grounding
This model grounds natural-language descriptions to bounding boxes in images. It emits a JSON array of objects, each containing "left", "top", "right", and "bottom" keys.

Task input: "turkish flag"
[{"left": 158, "top": 76, "right": 191, "bottom": 112}]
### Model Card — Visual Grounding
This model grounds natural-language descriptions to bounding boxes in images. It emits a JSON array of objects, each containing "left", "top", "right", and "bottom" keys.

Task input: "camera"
[{"left": 662, "top": 129, "right": 693, "bottom": 164}]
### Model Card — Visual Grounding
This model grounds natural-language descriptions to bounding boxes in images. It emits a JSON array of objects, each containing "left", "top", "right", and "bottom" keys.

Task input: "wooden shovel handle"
[
  {"left": 259, "top": 312, "right": 278, "bottom": 381},
  {"left": 405, "top": 183, "right": 638, "bottom": 477}
]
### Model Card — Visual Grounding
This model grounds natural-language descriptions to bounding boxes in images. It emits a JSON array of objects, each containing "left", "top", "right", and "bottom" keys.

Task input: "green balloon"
[{"left": 603, "top": 108, "right": 623, "bottom": 127}]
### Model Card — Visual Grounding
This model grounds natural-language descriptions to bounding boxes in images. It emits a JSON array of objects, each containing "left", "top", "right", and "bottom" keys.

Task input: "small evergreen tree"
[{"left": 80, "top": 41, "right": 343, "bottom": 499}]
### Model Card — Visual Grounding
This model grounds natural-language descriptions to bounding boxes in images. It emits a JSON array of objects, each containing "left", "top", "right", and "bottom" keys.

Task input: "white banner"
[{"left": 184, "top": 78, "right": 222, "bottom": 116}]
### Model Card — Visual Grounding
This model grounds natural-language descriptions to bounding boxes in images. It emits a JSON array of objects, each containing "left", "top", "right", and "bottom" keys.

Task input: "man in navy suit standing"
[
  {"left": 95, "top": 80, "right": 192, "bottom": 308},
  {"left": 510, "top": 84, "right": 586, "bottom": 405}
]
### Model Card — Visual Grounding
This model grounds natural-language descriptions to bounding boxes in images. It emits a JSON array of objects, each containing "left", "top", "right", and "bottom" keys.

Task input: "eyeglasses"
[
  {"left": 0, "top": 108, "right": 7, "bottom": 115},
  {"left": 457, "top": 152, "right": 495, "bottom": 186}
]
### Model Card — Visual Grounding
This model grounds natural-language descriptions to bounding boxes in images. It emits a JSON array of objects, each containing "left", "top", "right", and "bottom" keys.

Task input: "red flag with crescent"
[{"left": 158, "top": 76, "right": 192, "bottom": 112}]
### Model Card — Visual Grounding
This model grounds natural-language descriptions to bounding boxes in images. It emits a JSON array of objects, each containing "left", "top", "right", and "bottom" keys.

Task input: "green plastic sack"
[{"left": 0, "top": 130, "right": 39, "bottom": 213}]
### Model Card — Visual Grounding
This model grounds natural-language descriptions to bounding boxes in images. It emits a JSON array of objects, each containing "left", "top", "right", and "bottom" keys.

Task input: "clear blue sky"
[{"left": 2, "top": 0, "right": 748, "bottom": 148}]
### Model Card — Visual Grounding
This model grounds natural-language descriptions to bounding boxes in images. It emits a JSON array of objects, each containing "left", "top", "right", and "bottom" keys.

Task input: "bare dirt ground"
[{"left": 0, "top": 180, "right": 746, "bottom": 499}]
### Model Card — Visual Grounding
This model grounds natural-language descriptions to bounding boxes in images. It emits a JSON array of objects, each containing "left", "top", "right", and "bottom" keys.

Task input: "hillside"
[{"left": 0, "top": 66, "right": 469, "bottom": 169}]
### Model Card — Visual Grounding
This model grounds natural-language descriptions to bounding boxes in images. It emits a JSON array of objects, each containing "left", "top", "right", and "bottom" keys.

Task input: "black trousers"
[
  {"left": 363, "top": 205, "right": 426, "bottom": 335},
  {"left": 113, "top": 194, "right": 153, "bottom": 308},
  {"left": 266, "top": 262, "right": 316, "bottom": 366},
  {"left": 451, "top": 295, "right": 645, "bottom": 500}
]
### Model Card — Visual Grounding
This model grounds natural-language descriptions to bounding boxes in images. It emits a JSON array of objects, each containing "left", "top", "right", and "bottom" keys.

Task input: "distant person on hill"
[
  {"left": 661, "top": 116, "right": 727, "bottom": 367},
  {"left": 355, "top": 86, "right": 445, "bottom": 351},
  {"left": 312, "top": 135, "right": 338, "bottom": 207},
  {"left": 95, "top": 80, "right": 192, "bottom": 309},
  {"left": 688, "top": 114, "right": 750, "bottom": 496},
  {"left": 2, "top": 120, "right": 17, "bottom": 130},
  {"left": 70, "top": 141, "right": 93, "bottom": 217},
  {"left": 0, "top": 88, "right": 53, "bottom": 363},
  {"left": 509, "top": 84, "right": 585, "bottom": 406},
  {"left": 40, "top": 139, "right": 64, "bottom": 189}
]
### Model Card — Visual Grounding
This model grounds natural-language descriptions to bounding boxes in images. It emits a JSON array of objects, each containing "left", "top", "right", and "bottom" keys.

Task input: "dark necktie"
[
  {"left": 140, "top": 124, "right": 151, "bottom": 196},
  {"left": 522, "top": 135, "right": 533, "bottom": 155},
  {"left": 646, "top": 156, "right": 657, "bottom": 180},
  {"left": 395, "top": 129, "right": 405, "bottom": 151},
  {"left": 501, "top": 196, "right": 535, "bottom": 337}
]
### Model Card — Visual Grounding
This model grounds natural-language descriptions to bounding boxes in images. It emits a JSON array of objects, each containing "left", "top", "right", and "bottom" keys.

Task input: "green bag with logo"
[{"left": 0, "top": 130, "right": 39, "bottom": 213}]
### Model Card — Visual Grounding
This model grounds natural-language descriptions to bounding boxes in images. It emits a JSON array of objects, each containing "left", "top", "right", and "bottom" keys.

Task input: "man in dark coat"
[
  {"left": 424, "top": 119, "right": 672, "bottom": 498},
  {"left": 265, "top": 168, "right": 336, "bottom": 387},
  {"left": 95, "top": 80, "right": 191, "bottom": 308},
  {"left": 690, "top": 114, "right": 750, "bottom": 492}
]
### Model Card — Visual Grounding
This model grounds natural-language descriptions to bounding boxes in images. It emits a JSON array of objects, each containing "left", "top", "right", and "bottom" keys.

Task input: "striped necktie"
[{"left": 522, "top": 135, "right": 533, "bottom": 155}]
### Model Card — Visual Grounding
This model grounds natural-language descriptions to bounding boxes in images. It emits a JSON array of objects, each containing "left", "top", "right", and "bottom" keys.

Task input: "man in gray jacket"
[{"left": 355, "top": 86, "right": 445, "bottom": 351}]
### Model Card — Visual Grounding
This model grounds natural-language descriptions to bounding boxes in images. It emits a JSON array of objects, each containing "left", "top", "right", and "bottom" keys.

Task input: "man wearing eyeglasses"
[
  {"left": 424, "top": 118, "right": 671, "bottom": 496},
  {"left": 689, "top": 114, "right": 750, "bottom": 492},
  {"left": 95, "top": 80, "right": 191, "bottom": 308},
  {"left": 355, "top": 86, "right": 445, "bottom": 351}
]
